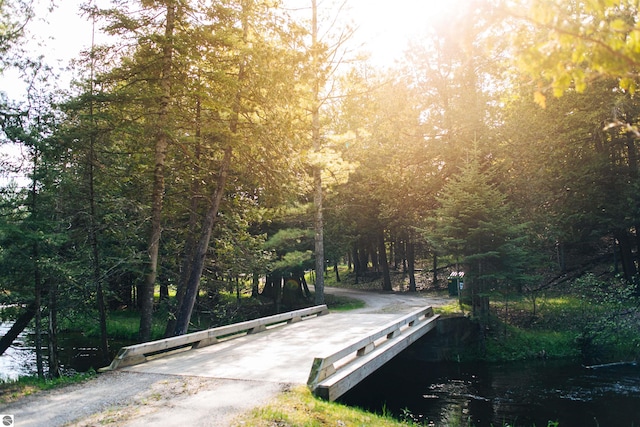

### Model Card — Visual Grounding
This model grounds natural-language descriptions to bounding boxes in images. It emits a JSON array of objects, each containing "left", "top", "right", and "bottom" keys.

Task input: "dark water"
[
  {"left": 339, "top": 357, "right": 640, "bottom": 427},
  {"left": 0, "top": 322, "right": 130, "bottom": 381}
]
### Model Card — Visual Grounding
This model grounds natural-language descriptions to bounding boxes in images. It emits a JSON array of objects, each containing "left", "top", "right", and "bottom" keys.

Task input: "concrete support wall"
[{"left": 400, "top": 316, "right": 481, "bottom": 362}]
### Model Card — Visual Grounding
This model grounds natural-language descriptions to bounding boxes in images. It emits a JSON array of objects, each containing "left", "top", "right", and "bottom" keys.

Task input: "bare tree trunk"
[
  {"left": 139, "top": 2, "right": 176, "bottom": 343},
  {"left": 48, "top": 280, "right": 61, "bottom": 378},
  {"left": 29, "top": 151, "right": 44, "bottom": 379},
  {"left": 251, "top": 272, "right": 260, "bottom": 297},
  {"left": 615, "top": 230, "right": 637, "bottom": 282},
  {"left": 378, "top": 230, "right": 392, "bottom": 291},
  {"left": 173, "top": 0, "right": 254, "bottom": 335},
  {"left": 173, "top": 145, "right": 232, "bottom": 335},
  {"left": 407, "top": 240, "right": 416, "bottom": 292},
  {"left": 311, "top": 0, "right": 325, "bottom": 305},
  {"left": 88, "top": 15, "right": 109, "bottom": 362},
  {"left": 164, "top": 97, "right": 203, "bottom": 337},
  {"left": 432, "top": 253, "right": 438, "bottom": 288}
]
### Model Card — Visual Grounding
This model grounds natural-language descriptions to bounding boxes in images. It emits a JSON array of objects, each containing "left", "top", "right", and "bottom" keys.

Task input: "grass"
[
  {"left": 323, "top": 293, "right": 366, "bottom": 311},
  {"left": 485, "top": 327, "right": 580, "bottom": 362},
  {"left": 0, "top": 370, "right": 97, "bottom": 404},
  {"left": 233, "top": 386, "right": 417, "bottom": 427},
  {"left": 434, "top": 301, "right": 467, "bottom": 317},
  {"left": 233, "top": 386, "right": 561, "bottom": 427}
]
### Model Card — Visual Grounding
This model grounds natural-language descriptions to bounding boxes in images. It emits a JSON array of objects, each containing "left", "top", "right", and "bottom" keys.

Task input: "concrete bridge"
[{"left": 101, "top": 290, "right": 443, "bottom": 401}]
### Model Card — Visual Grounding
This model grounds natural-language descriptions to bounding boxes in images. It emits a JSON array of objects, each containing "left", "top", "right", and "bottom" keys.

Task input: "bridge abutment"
[{"left": 400, "top": 316, "right": 482, "bottom": 362}]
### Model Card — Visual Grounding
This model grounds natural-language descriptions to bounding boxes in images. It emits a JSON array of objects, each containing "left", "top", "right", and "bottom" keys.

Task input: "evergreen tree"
[{"left": 431, "top": 150, "right": 531, "bottom": 322}]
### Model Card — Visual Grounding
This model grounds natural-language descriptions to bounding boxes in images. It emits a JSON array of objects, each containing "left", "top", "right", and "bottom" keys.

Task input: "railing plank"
[
  {"left": 307, "top": 305, "right": 438, "bottom": 400},
  {"left": 313, "top": 314, "right": 439, "bottom": 401},
  {"left": 100, "top": 304, "right": 329, "bottom": 371},
  {"left": 307, "top": 306, "right": 433, "bottom": 389}
]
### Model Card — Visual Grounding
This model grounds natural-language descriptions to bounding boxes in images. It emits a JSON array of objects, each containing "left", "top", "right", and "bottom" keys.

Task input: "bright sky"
[
  {"left": 1, "top": 0, "right": 470, "bottom": 186},
  {"left": 342, "top": 0, "right": 468, "bottom": 66},
  {"left": 1, "top": 0, "right": 470, "bottom": 98}
]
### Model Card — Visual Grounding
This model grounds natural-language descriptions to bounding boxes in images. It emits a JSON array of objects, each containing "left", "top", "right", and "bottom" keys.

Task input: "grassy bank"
[
  {"left": 0, "top": 371, "right": 96, "bottom": 404},
  {"left": 233, "top": 386, "right": 560, "bottom": 427},
  {"left": 233, "top": 386, "right": 418, "bottom": 427}
]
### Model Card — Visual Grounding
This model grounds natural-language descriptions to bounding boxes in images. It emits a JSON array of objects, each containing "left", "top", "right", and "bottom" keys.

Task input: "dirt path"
[{"left": 0, "top": 288, "right": 451, "bottom": 427}]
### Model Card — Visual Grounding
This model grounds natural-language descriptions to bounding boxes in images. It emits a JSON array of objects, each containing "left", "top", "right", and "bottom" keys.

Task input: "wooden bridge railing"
[
  {"left": 307, "top": 305, "right": 439, "bottom": 401},
  {"left": 100, "top": 304, "right": 329, "bottom": 371}
]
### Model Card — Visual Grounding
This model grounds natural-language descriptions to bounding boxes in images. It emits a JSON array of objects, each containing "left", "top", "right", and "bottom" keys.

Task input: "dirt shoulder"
[
  {"left": 0, "top": 289, "right": 451, "bottom": 427},
  {"left": 1, "top": 370, "right": 286, "bottom": 427}
]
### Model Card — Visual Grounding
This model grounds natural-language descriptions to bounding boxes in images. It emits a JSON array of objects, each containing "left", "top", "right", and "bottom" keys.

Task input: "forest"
[{"left": 1, "top": 0, "right": 640, "bottom": 379}]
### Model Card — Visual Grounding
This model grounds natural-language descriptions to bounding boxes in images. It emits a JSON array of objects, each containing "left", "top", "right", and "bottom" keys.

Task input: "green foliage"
[
  {"left": 484, "top": 275, "right": 640, "bottom": 363},
  {"left": 264, "top": 228, "right": 314, "bottom": 274},
  {"left": 429, "top": 150, "right": 536, "bottom": 310},
  {"left": 512, "top": 0, "right": 640, "bottom": 100},
  {"left": 0, "top": 0, "right": 34, "bottom": 66},
  {"left": 570, "top": 274, "right": 640, "bottom": 362},
  {"left": 57, "top": 309, "right": 166, "bottom": 341},
  {"left": 3, "top": 0, "right": 640, "bottom": 387},
  {"left": 485, "top": 327, "right": 579, "bottom": 362}
]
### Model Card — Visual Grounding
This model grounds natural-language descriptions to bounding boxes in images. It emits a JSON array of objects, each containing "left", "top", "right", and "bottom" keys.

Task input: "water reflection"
[
  {"left": 0, "top": 322, "right": 37, "bottom": 382},
  {"left": 339, "top": 358, "right": 640, "bottom": 427},
  {"left": 0, "top": 322, "right": 129, "bottom": 381}
]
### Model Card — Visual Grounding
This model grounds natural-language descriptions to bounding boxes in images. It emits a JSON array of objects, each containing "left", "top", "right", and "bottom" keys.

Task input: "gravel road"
[{"left": 0, "top": 288, "right": 451, "bottom": 427}]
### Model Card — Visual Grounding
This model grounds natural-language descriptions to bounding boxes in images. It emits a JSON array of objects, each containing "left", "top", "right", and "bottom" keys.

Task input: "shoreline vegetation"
[{"left": 1, "top": 268, "right": 637, "bottom": 426}]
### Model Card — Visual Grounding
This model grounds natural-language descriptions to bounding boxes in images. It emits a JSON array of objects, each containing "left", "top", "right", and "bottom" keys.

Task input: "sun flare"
[{"left": 346, "top": 0, "right": 471, "bottom": 65}]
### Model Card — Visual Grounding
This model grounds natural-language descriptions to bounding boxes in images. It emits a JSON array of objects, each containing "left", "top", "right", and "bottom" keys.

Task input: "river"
[
  {"left": 0, "top": 322, "right": 128, "bottom": 382},
  {"left": 3, "top": 320, "right": 640, "bottom": 426},
  {"left": 339, "top": 357, "right": 640, "bottom": 427},
  {"left": 0, "top": 322, "right": 36, "bottom": 382}
]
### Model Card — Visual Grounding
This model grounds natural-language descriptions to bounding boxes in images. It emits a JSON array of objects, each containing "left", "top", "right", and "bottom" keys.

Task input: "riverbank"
[
  {"left": 0, "top": 288, "right": 451, "bottom": 427},
  {"left": 2, "top": 280, "right": 637, "bottom": 427}
]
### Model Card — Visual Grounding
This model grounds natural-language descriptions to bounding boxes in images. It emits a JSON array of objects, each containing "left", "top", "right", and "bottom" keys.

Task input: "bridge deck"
[{"left": 123, "top": 312, "right": 400, "bottom": 384}]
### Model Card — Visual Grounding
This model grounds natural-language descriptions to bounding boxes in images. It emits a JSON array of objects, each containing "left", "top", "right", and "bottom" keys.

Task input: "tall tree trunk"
[
  {"left": 615, "top": 230, "right": 637, "bottom": 281},
  {"left": 352, "top": 245, "right": 359, "bottom": 283},
  {"left": 29, "top": 151, "right": 44, "bottom": 379},
  {"left": 251, "top": 272, "right": 260, "bottom": 298},
  {"left": 34, "top": 244, "right": 44, "bottom": 379},
  {"left": 407, "top": 240, "right": 416, "bottom": 292},
  {"left": 358, "top": 241, "right": 369, "bottom": 274},
  {"left": 378, "top": 230, "right": 392, "bottom": 291},
  {"left": 369, "top": 239, "right": 379, "bottom": 272},
  {"left": 432, "top": 253, "right": 438, "bottom": 288},
  {"left": 164, "top": 97, "right": 203, "bottom": 337},
  {"left": 173, "top": 0, "right": 253, "bottom": 335},
  {"left": 48, "top": 280, "right": 61, "bottom": 378},
  {"left": 173, "top": 145, "right": 232, "bottom": 335},
  {"left": 139, "top": 2, "right": 176, "bottom": 343},
  {"left": 88, "top": 15, "right": 109, "bottom": 362},
  {"left": 301, "top": 275, "right": 312, "bottom": 298},
  {"left": 311, "top": 0, "right": 325, "bottom": 305}
]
